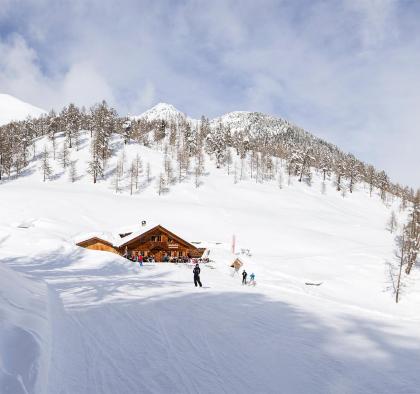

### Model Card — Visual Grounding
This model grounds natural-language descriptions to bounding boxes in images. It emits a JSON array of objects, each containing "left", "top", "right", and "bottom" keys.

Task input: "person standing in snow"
[
  {"left": 193, "top": 263, "right": 202, "bottom": 287},
  {"left": 242, "top": 270, "right": 247, "bottom": 285},
  {"left": 249, "top": 273, "right": 255, "bottom": 286},
  {"left": 138, "top": 254, "right": 143, "bottom": 267}
]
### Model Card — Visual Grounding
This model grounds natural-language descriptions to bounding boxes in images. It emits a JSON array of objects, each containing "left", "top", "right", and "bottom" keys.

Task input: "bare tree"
[
  {"left": 226, "top": 149, "right": 233, "bottom": 175},
  {"left": 112, "top": 159, "right": 124, "bottom": 193},
  {"left": 146, "top": 162, "right": 152, "bottom": 183},
  {"left": 129, "top": 160, "right": 136, "bottom": 195},
  {"left": 404, "top": 190, "right": 420, "bottom": 275},
  {"left": 278, "top": 171, "right": 283, "bottom": 189},
  {"left": 387, "top": 211, "right": 398, "bottom": 234},
  {"left": 58, "top": 142, "right": 70, "bottom": 169},
  {"left": 389, "top": 233, "right": 407, "bottom": 304},
  {"left": 40, "top": 145, "right": 52, "bottom": 182},
  {"left": 156, "top": 172, "right": 166, "bottom": 195},
  {"left": 69, "top": 160, "right": 78, "bottom": 183}
]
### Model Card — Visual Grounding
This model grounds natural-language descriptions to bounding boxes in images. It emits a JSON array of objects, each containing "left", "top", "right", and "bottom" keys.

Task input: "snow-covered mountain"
[
  {"left": 0, "top": 93, "right": 46, "bottom": 125},
  {"left": 133, "top": 102, "right": 186, "bottom": 122},
  {"left": 211, "top": 110, "right": 310, "bottom": 139},
  {"left": 0, "top": 97, "right": 419, "bottom": 393}
]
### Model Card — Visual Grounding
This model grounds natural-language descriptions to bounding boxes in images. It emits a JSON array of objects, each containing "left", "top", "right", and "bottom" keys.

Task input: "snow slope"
[
  {"left": 0, "top": 94, "right": 46, "bottom": 125},
  {"left": 0, "top": 131, "right": 419, "bottom": 393}
]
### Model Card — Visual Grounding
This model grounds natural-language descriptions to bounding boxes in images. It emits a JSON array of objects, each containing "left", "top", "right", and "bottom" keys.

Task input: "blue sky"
[{"left": 0, "top": 0, "right": 419, "bottom": 187}]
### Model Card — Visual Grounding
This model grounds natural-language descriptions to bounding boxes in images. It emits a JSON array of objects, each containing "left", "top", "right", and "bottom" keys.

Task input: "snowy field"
[{"left": 1, "top": 131, "right": 419, "bottom": 394}]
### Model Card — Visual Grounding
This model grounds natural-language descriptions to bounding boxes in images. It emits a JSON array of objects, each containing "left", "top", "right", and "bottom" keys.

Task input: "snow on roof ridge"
[{"left": 74, "top": 223, "right": 159, "bottom": 248}]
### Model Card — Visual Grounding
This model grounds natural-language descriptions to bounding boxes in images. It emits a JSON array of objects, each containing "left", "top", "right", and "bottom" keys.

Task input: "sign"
[{"left": 168, "top": 243, "right": 179, "bottom": 249}]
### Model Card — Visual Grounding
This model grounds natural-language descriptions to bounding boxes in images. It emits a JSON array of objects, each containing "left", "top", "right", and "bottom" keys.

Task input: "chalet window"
[{"left": 151, "top": 235, "right": 162, "bottom": 242}]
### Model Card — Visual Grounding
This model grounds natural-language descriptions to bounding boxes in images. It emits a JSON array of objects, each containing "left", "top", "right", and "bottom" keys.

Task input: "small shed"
[
  {"left": 76, "top": 237, "right": 119, "bottom": 254},
  {"left": 230, "top": 258, "right": 244, "bottom": 270}
]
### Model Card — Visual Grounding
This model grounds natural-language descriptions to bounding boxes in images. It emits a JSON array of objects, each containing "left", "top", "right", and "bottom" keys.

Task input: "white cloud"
[{"left": 0, "top": 1, "right": 418, "bottom": 187}]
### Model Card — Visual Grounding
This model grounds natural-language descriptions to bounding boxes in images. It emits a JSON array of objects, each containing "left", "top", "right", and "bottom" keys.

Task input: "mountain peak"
[{"left": 134, "top": 102, "right": 186, "bottom": 121}]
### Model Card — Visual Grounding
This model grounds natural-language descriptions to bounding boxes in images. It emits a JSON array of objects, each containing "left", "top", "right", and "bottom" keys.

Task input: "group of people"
[
  {"left": 124, "top": 253, "right": 148, "bottom": 265},
  {"left": 123, "top": 251, "right": 208, "bottom": 266},
  {"left": 191, "top": 265, "right": 256, "bottom": 289},
  {"left": 241, "top": 270, "right": 256, "bottom": 286}
]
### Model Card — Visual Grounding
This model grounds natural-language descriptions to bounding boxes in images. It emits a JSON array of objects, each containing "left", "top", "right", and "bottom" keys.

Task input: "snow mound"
[
  {"left": 0, "top": 94, "right": 46, "bottom": 125},
  {"left": 0, "top": 263, "right": 50, "bottom": 394}
]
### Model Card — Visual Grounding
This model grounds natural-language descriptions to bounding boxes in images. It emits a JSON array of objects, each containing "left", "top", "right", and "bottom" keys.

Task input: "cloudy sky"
[{"left": 0, "top": 0, "right": 419, "bottom": 187}]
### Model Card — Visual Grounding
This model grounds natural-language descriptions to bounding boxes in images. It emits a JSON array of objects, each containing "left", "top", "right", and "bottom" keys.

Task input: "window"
[{"left": 151, "top": 235, "right": 162, "bottom": 242}]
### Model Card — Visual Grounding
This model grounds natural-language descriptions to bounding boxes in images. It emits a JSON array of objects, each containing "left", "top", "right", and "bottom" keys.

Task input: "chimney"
[{"left": 141, "top": 220, "right": 147, "bottom": 227}]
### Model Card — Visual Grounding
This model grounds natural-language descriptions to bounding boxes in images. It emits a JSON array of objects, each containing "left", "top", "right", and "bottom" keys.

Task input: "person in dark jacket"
[
  {"left": 193, "top": 263, "right": 202, "bottom": 287},
  {"left": 242, "top": 270, "right": 247, "bottom": 285}
]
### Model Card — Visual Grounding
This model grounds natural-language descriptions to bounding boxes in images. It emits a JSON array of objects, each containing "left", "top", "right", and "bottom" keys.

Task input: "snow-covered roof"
[
  {"left": 74, "top": 231, "right": 118, "bottom": 246},
  {"left": 75, "top": 223, "right": 198, "bottom": 249},
  {"left": 113, "top": 223, "right": 158, "bottom": 247},
  {"left": 75, "top": 222, "right": 159, "bottom": 248}
]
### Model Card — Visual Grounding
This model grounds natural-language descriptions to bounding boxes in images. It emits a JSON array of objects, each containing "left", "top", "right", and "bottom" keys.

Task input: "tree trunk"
[{"left": 396, "top": 234, "right": 405, "bottom": 303}]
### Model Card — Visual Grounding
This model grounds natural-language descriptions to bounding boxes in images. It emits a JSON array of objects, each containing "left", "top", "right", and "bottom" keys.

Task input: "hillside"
[
  {"left": 0, "top": 125, "right": 419, "bottom": 393},
  {"left": 0, "top": 94, "right": 46, "bottom": 125}
]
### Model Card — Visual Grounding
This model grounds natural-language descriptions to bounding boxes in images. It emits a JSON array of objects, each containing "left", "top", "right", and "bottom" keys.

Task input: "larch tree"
[
  {"left": 156, "top": 172, "right": 166, "bottom": 195},
  {"left": 129, "top": 160, "right": 136, "bottom": 195},
  {"left": 404, "top": 190, "right": 420, "bottom": 275},
  {"left": 146, "top": 162, "right": 152, "bottom": 183},
  {"left": 40, "top": 145, "right": 52, "bottom": 182},
  {"left": 134, "top": 154, "right": 143, "bottom": 190},
  {"left": 69, "top": 160, "right": 78, "bottom": 183},
  {"left": 87, "top": 132, "right": 104, "bottom": 184},
  {"left": 345, "top": 154, "right": 360, "bottom": 193},
  {"left": 59, "top": 142, "right": 70, "bottom": 169},
  {"left": 387, "top": 211, "right": 398, "bottom": 234}
]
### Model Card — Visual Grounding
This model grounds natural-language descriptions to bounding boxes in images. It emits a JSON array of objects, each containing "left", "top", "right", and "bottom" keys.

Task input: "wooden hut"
[
  {"left": 117, "top": 225, "right": 202, "bottom": 261},
  {"left": 76, "top": 225, "right": 203, "bottom": 262},
  {"left": 76, "top": 237, "right": 119, "bottom": 254}
]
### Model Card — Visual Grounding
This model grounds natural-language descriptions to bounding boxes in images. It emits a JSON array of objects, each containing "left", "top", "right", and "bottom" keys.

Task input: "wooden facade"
[
  {"left": 76, "top": 225, "right": 204, "bottom": 262},
  {"left": 76, "top": 237, "right": 119, "bottom": 254},
  {"left": 118, "top": 225, "right": 203, "bottom": 261}
]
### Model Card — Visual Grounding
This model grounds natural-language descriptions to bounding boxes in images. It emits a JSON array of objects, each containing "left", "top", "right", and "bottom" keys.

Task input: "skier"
[
  {"left": 249, "top": 272, "right": 256, "bottom": 286},
  {"left": 138, "top": 254, "right": 143, "bottom": 267},
  {"left": 242, "top": 270, "right": 247, "bottom": 285},
  {"left": 193, "top": 263, "right": 202, "bottom": 287}
]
